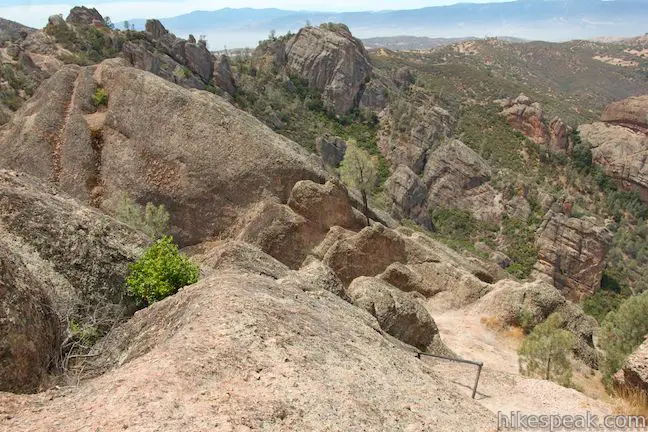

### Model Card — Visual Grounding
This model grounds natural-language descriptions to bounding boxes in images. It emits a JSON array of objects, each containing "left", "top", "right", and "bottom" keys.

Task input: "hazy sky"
[{"left": 2, "top": 0, "right": 510, "bottom": 27}]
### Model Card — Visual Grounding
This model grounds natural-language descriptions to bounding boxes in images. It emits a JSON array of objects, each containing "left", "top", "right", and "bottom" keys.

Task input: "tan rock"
[
  {"left": 613, "top": 338, "right": 648, "bottom": 396},
  {"left": 0, "top": 59, "right": 326, "bottom": 246},
  {"left": 347, "top": 276, "right": 446, "bottom": 352},
  {"left": 285, "top": 24, "right": 372, "bottom": 115},
  {"left": 535, "top": 211, "right": 612, "bottom": 300},
  {"left": 601, "top": 94, "right": 648, "bottom": 132},
  {"left": 384, "top": 164, "right": 432, "bottom": 229}
]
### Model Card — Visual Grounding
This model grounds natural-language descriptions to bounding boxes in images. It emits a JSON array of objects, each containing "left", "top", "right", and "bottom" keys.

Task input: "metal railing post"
[{"left": 416, "top": 352, "right": 484, "bottom": 399}]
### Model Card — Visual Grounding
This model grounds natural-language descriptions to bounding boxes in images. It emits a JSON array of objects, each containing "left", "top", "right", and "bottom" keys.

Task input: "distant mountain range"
[
  {"left": 362, "top": 36, "right": 529, "bottom": 51},
  {"left": 122, "top": 0, "right": 648, "bottom": 49}
]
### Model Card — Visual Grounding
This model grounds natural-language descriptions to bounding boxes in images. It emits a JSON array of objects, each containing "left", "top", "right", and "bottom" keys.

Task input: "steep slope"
[{"left": 0, "top": 58, "right": 326, "bottom": 246}]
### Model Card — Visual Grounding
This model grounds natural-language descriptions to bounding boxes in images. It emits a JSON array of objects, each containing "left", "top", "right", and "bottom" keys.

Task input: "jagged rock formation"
[
  {"left": 66, "top": 6, "right": 105, "bottom": 27},
  {"left": 472, "top": 279, "right": 599, "bottom": 367},
  {"left": 378, "top": 91, "right": 454, "bottom": 174},
  {"left": 0, "top": 170, "right": 146, "bottom": 394},
  {"left": 123, "top": 19, "right": 236, "bottom": 95},
  {"left": 613, "top": 338, "right": 648, "bottom": 395},
  {"left": 285, "top": 24, "right": 372, "bottom": 115},
  {"left": 0, "top": 267, "right": 495, "bottom": 430},
  {"left": 0, "top": 59, "right": 326, "bottom": 246},
  {"left": 0, "top": 17, "right": 34, "bottom": 44},
  {"left": 423, "top": 139, "right": 505, "bottom": 222},
  {"left": 497, "top": 94, "right": 573, "bottom": 152},
  {"left": 534, "top": 211, "right": 612, "bottom": 300},
  {"left": 315, "top": 134, "right": 347, "bottom": 168},
  {"left": 602, "top": 95, "right": 648, "bottom": 133},
  {"left": 384, "top": 165, "right": 432, "bottom": 229},
  {"left": 580, "top": 95, "right": 648, "bottom": 201},
  {"left": 348, "top": 276, "right": 447, "bottom": 352}
]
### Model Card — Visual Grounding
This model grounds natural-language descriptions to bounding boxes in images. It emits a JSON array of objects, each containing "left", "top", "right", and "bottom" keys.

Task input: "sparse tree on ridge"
[{"left": 339, "top": 140, "right": 378, "bottom": 227}]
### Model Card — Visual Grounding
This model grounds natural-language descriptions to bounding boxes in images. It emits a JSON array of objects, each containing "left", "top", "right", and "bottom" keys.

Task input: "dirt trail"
[{"left": 426, "top": 309, "right": 615, "bottom": 428}]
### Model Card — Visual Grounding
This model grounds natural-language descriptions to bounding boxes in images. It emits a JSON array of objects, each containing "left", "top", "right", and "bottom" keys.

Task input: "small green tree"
[
  {"left": 126, "top": 236, "right": 199, "bottom": 305},
  {"left": 518, "top": 313, "right": 574, "bottom": 386},
  {"left": 599, "top": 292, "right": 648, "bottom": 387},
  {"left": 93, "top": 88, "right": 109, "bottom": 107},
  {"left": 117, "top": 193, "right": 170, "bottom": 239},
  {"left": 339, "top": 140, "right": 377, "bottom": 226}
]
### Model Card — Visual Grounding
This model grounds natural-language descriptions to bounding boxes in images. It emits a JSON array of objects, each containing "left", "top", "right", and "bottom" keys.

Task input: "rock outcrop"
[
  {"left": 423, "top": 139, "right": 505, "bottom": 222},
  {"left": 497, "top": 94, "right": 573, "bottom": 152},
  {"left": 601, "top": 95, "right": 648, "bottom": 133},
  {"left": 613, "top": 338, "right": 648, "bottom": 395},
  {"left": 535, "top": 211, "right": 612, "bottom": 300},
  {"left": 0, "top": 17, "right": 35, "bottom": 44},
  {"left": 0, "top": 59, "right": 326, "bottom": 246},
  {"left": 0, "top": 170, "right": 147, "bottom": 393},
  {"left": 315, "top": 134, "right": 347, "bottom": 168},
  {"left": 65, "top": 6, "right": 105, "bottom": 27},
  {"left": 122, "top": 19, "right": 232, "bottom": 93},
  {"left": 378, "top": 93, "right": 454, "bottom": 174},
  {"left": 285, "top": 24, "right": 372, "bottom": 115},
  {"left": 472, "top": 279, "right": 599, "bottom": 367},
  {"left": 348, "top": 276, "right": 447, "bottom": 352},
  {"left": 0, "top": 266, "right": 495, "bottom": 430},
  {"left": 384, "top": 165, "right": 432, "bottom": 229},
  {"left": 579, "top": 95, "right": 648, "bottom": 201}
]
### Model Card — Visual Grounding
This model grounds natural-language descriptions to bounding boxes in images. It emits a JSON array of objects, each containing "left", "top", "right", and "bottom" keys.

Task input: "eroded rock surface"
[
  {"left": 0, "top": 59, "right": 326, "bottom": 245},
  {"left": 535, "top": 211, "right": 612, "bottom": 300},
  {"left": 614, "top": 339, "right": 648, "bottom": 395},
  {"left": 286, "top": 24, "right": 372, "bottom": 115}
]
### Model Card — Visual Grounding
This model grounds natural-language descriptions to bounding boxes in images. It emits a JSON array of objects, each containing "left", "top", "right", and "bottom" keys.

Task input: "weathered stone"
[
  {"left": 0, "top": 169, "right": 147, "bottom": 393},
  {"left": 613, "top": 339, "right": 648, "bottom": 396},
  {"left": 347, "top": 276, "right": 445, "bottom": 352},
  {"left": 315, "top": 135, "right": 347, "bottom": 168},
  {"left": 0, "top": 59, "right": 326, "bottom": 246},
  {"left": 288, "top": 180, "right": 360, "bottom": 231},
  {"left": 212, "top": 54, "right": 236, "bottom": 96},
  {"left": 384, "top": 165, "right": 432, "bottom": 229},
  {"left": 286, "top": 24, "right": 372, "bottom": 115},
  {"left": 144, "top": 19, "right": 169, "bottom": 39},
  {"left": 601, "top": 95, "right": 648, "bottom": 132},
  {"left": 65, "top": 6, "right": 105, "bottom": 27},
  {"left": 322, "top": 223, "right": 407, "bottom": 285},
  {"left": 423, "top": 139, "right": 504, "bottom": 222},
  {"left": 535, "top": 211, "right": 613, "bottom": 300}
]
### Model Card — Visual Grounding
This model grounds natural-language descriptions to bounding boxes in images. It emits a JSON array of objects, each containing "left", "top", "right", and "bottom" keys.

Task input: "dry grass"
[
  {"left": 612, "top": 387, "right": 648, "bottom": 418},
  {"left": 480, "top": 315, "right": 503, "bottom": 330}
]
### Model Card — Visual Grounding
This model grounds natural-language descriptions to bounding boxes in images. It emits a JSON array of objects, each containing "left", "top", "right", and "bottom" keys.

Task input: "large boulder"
[
  {"left": 601, "top": 95, "right": 648, "bottom": 132},
  {"left": 315, "top": 134, "right": 347, "bottom": 168},
  {"left": 423, "top": 139, "right": 504, "bottom": 222},
  {"left": 287, "top": 180, "right": 360, "bottom": 231},
  {"left": 472, "top": 279, "right": 599, "bottom": 367},
  {"left": 321, "top": 223, "right": 408, "bottom": 285},
  {"left": 65, "top": 6, "right": 105, "bottom": 27},
  {"left": 613, "top": 339, "right": 648, "bottom": 396},
  {"left": 347, "top": 276, "right": 446, "bottom": 352},
  {"left": 212, "top": 54, "right": 236, "bottom": 96},
  {"left": 535, "top": 211, "right": 612, "bottom": 300},
  {"left": 0, "top": 170, "right": 147, "bottom": 393},
  {"left": 498, "top": 94, "right": 572, "bottom": 152},
  {"left": 0, "top": 59, "right": 326, "bottom": 246},
  {"left": 0, "top": 242, "right": 59, "bottom": 394},
  {"left": 580, "top": 95, "right": 648, "bottom": 201},
  {"left": 384, "top": 165, "right": 432, "bottom": 229},
  {"left": 0, "top": 269, "right": 494, "bottom": 430},
  {"left": 285, "top": 24, "right": 372, "bottom": 115}
]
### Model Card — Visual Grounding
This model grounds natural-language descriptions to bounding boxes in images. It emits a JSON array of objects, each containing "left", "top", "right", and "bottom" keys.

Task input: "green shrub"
[
  {"left": 516, "top": 307, "right": 536, "bottom": 334},
  {"left": 519, "top": 312, "right": 574, "bottom": 386},
  {"left": 93, "top": 88, "right": 109, "bottom": 107},
  {"left": 599, "top": 291, "right": 648, "bottom": 388},
  {"left": 126, "top": 236, "right": 199, "bottom": 305},
  {"left": 116, "top": 194, "right": 169, "bottom": 239}
]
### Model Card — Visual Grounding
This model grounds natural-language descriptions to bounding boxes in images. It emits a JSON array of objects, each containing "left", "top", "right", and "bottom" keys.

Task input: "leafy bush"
[
  {"left": 93, "top": 88, "right": 109, "bottom": 107},
  {"left": 116, "top": 194, "right": 170, "bottom": 239},
  {"left": 519, "top": 313, "right": 574, "bottom": 386},
  {"left": 126, "top": 236, "right": 199, "bottom": 305},
  {"left": 516, "top": 307, "right": 536, "bottom": 334},
  {"left": 599, "top": 291, "right": 648, "bottom": 387},
  {"left": 502, "top": 216, "right": 539, "bottom": 279}
]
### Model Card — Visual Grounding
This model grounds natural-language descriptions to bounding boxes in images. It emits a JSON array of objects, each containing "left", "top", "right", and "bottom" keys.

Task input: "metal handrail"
[{"left": 416, "top": 352, "right": 484, "bottom": 399}]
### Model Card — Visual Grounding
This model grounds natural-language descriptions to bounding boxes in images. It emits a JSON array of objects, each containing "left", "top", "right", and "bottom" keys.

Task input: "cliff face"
[
  {"left": 285, "top": 24, "right": 373, "bottom": 115},
  {"left": 579, "top": 94, "right": 648, "bottom": 201},
  {"left": 0, "top": 59, "right": 326, "bottom": 246},
  {"left": 535, "top": 211, "right": 612, "bottom": 300}
]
